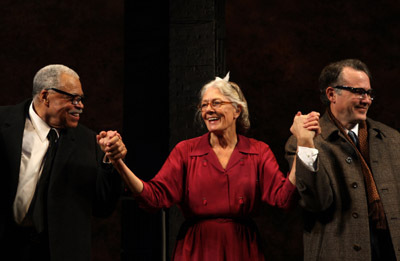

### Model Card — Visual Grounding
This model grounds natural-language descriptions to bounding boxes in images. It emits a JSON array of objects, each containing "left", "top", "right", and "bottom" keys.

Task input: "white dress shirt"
[
  {"left": 13, "top": 102, "right": 54, "bottom": 224},
  {"left": 297, "top": 124, "right": 359, "bottom": 171}
]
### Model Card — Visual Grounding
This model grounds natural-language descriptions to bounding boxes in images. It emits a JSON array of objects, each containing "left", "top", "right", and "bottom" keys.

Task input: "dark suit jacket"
[
  {"left": 0, "top": 99, "right": 121, "bottom": 260},
  {"left": 285, "top": 113, "right": 400, "bottom": 260}
]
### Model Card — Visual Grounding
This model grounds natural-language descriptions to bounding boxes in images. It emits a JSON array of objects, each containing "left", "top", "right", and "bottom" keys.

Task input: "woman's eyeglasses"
[{"left": 199, "top": 99, "right": 233, "bottom": 111}]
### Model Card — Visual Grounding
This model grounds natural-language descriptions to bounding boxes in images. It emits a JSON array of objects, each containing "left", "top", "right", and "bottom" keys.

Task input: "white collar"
[
  {"left": 346, "top": 123, "right": 359, "bottom": 136},
  {"left": 29, "top": 102, "right": 59, "bottom": 141}
]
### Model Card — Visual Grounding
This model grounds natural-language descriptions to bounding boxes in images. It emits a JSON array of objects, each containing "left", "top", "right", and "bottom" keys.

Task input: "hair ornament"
[{"left": 215, "top": 71, "right": 230, "bottom": 82}]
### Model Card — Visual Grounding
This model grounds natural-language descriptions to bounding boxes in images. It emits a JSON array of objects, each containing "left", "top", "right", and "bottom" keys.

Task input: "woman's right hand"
[{"left": 97, "top": 130, "right": 127, "bottom": 163}]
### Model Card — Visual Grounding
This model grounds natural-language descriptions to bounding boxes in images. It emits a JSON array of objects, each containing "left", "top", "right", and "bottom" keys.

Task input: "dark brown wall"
[
  {"left": 3, "top": 0, "right": 400, "bottom": 260},
  {"left": 0, "top": 1, "right": 124, "bottom": 132},
  {"left": 0, "top": 1, "right": 124, "bottom": 260},
  {"left": 226, "top": 0, "right": 400, "bottom": 260}
]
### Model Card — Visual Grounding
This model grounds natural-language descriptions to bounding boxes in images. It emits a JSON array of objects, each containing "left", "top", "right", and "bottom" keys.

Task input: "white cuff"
[{"left": 297, "top": 146, "right": 318, "bottom": 171}]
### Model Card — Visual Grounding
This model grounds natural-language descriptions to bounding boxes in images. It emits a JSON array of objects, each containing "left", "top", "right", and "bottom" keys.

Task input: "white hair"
[{"left": 196, "top": 77, "right": 250, "bottom": 133}]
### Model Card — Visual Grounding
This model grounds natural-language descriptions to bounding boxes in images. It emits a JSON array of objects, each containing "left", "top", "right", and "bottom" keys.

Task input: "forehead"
[
  {"left": 59, "top": 73, "right": 83, "bottom": 94},
  {"left": 340, "top": 67, "right": 371, "bottom": 88},
  {"left": 202, "top": 87, "right": 226, "bottom": 100}
]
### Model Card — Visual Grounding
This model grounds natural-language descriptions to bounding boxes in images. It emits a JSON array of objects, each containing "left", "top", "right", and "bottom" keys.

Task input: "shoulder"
[
  {"left": 0, "top": 99, "right": 30, "bottom": 123},
  {"left": 63, "top": 123, "right": 96, "bottom": 143},
  {"left": 237, "top": 135, "right": 271, "bottom": 155},
  {"left": 247, "top": 136, "right": 269, "bottom": 148},
  {"left": 76, "top": 123, "right": 95, "bottom": 134},
  {"left": 0, "top": 99, "right": 29, "bottom": 113},
  {"left": 174, "top": 134, "right": 206, "bottom": 153},
  {"left": 0, "top": 104, "right": 15, "bottom": 119},
  {"left": 72, "top": 123, "right": 95, "bottom": 135},
  {"left": 367, "top": 117, "right": 400, "bottom": 140}
]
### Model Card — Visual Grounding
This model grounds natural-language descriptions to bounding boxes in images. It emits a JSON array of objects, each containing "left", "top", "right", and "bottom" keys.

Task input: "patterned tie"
[
  {"left": 32, "top": 128, "right": 59, "bottom": 233},
  {"left": 348, "top": 130, "right": 359, "bottom": 148}
]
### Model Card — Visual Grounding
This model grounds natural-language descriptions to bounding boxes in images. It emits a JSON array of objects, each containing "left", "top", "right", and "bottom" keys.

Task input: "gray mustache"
[{"left": 69, "top": 109, "right": 83, "bottom": 114}]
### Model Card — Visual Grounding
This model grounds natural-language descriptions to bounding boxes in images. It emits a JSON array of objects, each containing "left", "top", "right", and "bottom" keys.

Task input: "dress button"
[
  {"left": 203, "top": 198, "right": 207, "bottom": 205},
  {"left": 202, "top": 160, "right": 207, "bottom": 167},
  {"left": 351, "top": 182, "right": 358, "bottom": 188},
  {"left": 346, "top": 157, "right": 352, "bottom": 164},
  {"left": 353, "top": 244, "right": 361, "bottom": 251},
  {"left": 352, "top": 212, "right": 359, "bottom": 218}
]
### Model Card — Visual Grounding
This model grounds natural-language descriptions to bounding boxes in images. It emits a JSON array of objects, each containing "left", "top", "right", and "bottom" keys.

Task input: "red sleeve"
[
  {"left": 134, "top": 141, "right": 187, "bottom": 211},
  {"left": 258, "top": 141, "right": 297, "bottom": 210}
]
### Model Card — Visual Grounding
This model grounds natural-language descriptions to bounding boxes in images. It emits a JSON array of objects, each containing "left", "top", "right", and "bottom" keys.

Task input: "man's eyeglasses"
[
  {"left": 46, "top": 88, "right": 85, "bottom": 105},
  {"left": 199, "top": 99, "right": 233, "bottom": 111},
  {"left": 334, "top": 85, "right": 375, "bottom": 100}
]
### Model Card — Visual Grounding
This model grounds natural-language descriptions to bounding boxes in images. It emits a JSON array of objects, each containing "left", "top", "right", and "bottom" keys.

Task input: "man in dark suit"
[
  {"left": 286, "top": 59, "right": 400, "bottom": 260},
  {"left": 0, "top": 64, "right": 126, "bottom": 260}
]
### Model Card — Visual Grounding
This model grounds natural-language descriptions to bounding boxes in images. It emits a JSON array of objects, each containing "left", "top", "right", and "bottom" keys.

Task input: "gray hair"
[
  {"left": 196, "top": 78, "right": 250, "bottom": 134},
  {"left": 32, "top": 64, "right": 80, "bottom": 97}
]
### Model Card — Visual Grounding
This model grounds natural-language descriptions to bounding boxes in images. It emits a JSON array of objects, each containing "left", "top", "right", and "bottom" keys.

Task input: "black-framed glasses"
[
  {"left": 46, "top": 88, "right": 85, "bottom": 105},
  {"left": 198, "top": 99, "right": 233, "bottom": 111},
  {"left": 334, "top": 85, "right": 375, "bottom": 100}
]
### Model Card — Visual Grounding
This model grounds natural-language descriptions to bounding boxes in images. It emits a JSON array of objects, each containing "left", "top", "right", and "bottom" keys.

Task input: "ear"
[
  {"left": 326, "top": 87, "right": 336, "bottom": 104},
  {"left": 234, "top": 106, "right": 242, "bottom": 119},
  {"left": 39, "top": 89, "right": 50, "bottom": 105}
]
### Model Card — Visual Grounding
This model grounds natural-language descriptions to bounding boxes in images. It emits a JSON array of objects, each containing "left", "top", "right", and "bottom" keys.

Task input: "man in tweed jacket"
[{"left": 286, "top": 59, "right": 400, "bottom": 260}]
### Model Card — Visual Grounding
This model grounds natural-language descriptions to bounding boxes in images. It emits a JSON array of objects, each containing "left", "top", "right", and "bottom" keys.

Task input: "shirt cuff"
[
  {"left": 101, "top": 154, "right": 113, "bottom": 170},
  {"left": 297, "top": 146, "right": 318, "bottom": 171}
]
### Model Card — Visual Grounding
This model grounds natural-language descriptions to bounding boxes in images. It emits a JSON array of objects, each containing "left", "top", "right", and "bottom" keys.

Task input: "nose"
[
  {"left": 75, "top": 100, "right": 84, "bottom": 109},
  {"left": 360, "top": 95, "right": 372, "bottom": 105}
]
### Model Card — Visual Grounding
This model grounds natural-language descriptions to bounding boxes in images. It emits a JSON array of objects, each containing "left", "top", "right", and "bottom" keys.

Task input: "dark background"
[{"left": 1, "top": 0, "right": 400, "bottom": 260}]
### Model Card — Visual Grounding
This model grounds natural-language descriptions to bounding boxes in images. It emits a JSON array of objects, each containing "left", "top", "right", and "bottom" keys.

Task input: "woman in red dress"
[{"left": 100, "top": 74, "right": 320, "bottom": 260}]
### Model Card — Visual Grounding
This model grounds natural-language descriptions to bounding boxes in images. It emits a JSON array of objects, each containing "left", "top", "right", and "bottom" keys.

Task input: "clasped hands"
[
  {"left": 290, "top": 111, "right": 321, "bottom": 148},
  {"left": 97, "top": 130, "right": 127, "bottom": 163},
  {"left": 95, "top": 111, "right": 320, "bottom": 161}
]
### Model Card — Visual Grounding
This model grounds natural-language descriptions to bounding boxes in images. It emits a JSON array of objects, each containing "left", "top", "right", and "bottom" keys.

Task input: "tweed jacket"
[{"left": 285, "top": 113, "right": 400, "bottom": 260}]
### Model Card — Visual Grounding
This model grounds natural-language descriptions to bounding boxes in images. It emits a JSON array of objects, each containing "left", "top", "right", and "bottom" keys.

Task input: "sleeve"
[
  {"left": 93, "top": 136, "right": 122, "bottom": 217},
  {"left": 134, "top": 142, "right": 187, "bottom": 211},
  {"left": 285, "top": 135, "right": 333, "bottom": 212},
  {"left": 258, "top": 141, "right": 297, "bottom": 210},
  {"left": 297, "top": 146, "right": 319, "bottom": 171}
]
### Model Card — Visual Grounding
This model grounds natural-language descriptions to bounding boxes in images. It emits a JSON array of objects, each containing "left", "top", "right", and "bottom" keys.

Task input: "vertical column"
[{"left": 122, "top": 0, "right": 169, "bottom": 260}]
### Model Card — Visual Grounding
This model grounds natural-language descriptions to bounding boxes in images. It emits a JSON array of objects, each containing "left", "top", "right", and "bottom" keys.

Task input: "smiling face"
[
  {"left": 201, "top": 87, "right": 241, "bottom": 135},
  {"left": 42, "top": 73, "right": 84, "bottom": 129},
  {"left": 327, "top": 67, "right": 372, "bottom": 129}
]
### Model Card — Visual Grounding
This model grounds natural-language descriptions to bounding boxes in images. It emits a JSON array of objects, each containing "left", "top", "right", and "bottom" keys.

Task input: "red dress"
[{"left": 135, "top": 133, "right": 297, "bottom": 260}]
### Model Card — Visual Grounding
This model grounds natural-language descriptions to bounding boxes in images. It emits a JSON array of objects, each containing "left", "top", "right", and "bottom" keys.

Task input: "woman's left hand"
[{"left": 290, "top": 111, "right": 320, "bottom": 147}]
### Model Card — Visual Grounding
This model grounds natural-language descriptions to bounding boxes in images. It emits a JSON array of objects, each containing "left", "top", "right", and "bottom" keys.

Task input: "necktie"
[
  {"left": 348, "top": 130, "right": 359, "bottom": 148},
  {"left": 32, "top": 128, "right": 59, "bottom": 233}
]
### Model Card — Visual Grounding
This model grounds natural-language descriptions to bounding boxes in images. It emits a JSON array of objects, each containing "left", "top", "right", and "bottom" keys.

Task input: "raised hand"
[
  {"left": 97, "top": 130, "right": 127, "bottom": 163},
  {"left": 290, "top": 111, "right": 320, "bottom": 148}
]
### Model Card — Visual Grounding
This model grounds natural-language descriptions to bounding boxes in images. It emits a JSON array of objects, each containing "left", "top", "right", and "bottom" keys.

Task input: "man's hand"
[
  {"left": 290, "top": 111, "right": 321, "bottom": 148},
  {"left": 97, "top": 130, "right": 127, "bottom": 163}
]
